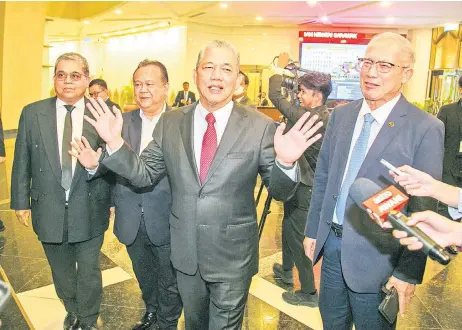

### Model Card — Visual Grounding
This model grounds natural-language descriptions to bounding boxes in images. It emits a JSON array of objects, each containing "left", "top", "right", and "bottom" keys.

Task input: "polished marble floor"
[{"left": 1, "top": 136, "right": 462, "bottom": 329}]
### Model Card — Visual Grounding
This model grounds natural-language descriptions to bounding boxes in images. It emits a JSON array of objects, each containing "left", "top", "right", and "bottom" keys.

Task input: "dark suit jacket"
[
  {"left": 437, "top": 100, "right": 462, "bottom": 186},
  {"left": 10, "top": 97, "right": 114, "bottom": 243},
  {"left": 236, "top": 95, "right": 256, "bottom": 108},
  {"left": 113, "top": 107, "right": 172, "bottom": 246},
  {"left": 105, "top": 98, "right": 121, "bottom": 111},
  {"left": 306, "top": 95, "right": 444, "bottom": 292},
  {"left": 173, "top": 91, "right": 196, "bottom": 107},
  {"left": 0, "top": 116, "right": 5, "bottom": 157},
  {"left": 101, "top": 102, "right": 297, "bottom": 282},
  {"left": 269, "top": 74, "right": 330, "bottom": 186}
]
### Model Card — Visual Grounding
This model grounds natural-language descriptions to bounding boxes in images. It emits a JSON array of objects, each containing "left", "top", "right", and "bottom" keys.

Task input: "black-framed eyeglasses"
[
  {"left": 358, "top": 58, "right": 408, "bottom": 74},
  {"left": 55, "top": 71, "right": 86, "bottom": 82}
]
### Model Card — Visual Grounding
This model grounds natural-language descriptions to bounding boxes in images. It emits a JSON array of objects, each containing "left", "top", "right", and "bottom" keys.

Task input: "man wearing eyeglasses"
[
  {"left": 88, "top": 79, "right": 121, "bottom": 112},
  {"left": 304, "top": 32, "right": 444, "bottom": 329},
  {"left": 10, "top": 52, "right": 114, "bottom": 330}
]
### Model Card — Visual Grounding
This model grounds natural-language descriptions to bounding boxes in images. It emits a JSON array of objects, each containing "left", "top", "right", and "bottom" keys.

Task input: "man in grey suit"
[
  {"left": 304, "top": 32, "right": 444, "bottom": 329},
  {"left": 114, "top": 60, "right": 182, "bottom": 330},
  {"left": 73, "top": 40, "right": 323, "bottom": 330},
  {"left": 10, "top": 53, "right": 114, "bottom": 330}
]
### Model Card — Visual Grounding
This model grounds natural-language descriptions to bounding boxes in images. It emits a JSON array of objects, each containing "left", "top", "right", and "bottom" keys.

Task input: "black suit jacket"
[
  {"left": 269, "top": 74, "right": 330, "bottom": 186},
  {"left": 173, "top": 91, "right": 196, "bottom": 107},
  {"left": 10, "top": 97, "right": 114, "bottom": 243},
  {"left": 105, "top": 98, "right": 121, "bottom": 111},
  {"left": 437, "top": 100, "right": 462, "bottom": 186},
  {"left": 0, "top": 116, "right": 5, "bottom": 157},
  {"left": 113, "top": 107, "right": 172, "bottom": 246},
  {"left": 101, "top": 102, "right": 298, "bottom": 282}
]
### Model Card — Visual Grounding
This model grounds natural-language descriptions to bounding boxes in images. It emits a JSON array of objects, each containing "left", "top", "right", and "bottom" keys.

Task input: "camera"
[{"left": 279, "top": 60, "right": 311, "bottom": 106}]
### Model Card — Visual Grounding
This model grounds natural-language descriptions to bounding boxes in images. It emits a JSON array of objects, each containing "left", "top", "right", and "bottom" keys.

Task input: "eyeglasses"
[
  {"left": 358, "top": 58, "right": 408, "bottom": 74},
  {"left": 55, "top": 71, "right": 86, "bottom": 82}
]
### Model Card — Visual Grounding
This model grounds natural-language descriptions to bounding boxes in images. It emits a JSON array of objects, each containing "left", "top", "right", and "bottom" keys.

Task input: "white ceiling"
[{"left": 45, "top": 1, "right": 462, "bottom": 40}]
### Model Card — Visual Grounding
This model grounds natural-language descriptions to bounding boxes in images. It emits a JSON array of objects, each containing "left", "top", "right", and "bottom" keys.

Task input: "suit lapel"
[
  {"left": 128, "top": 109, "right": 142, "bottom": 154},
  {"left": 202, "top": 104, "right": 249, "bottom": 186},
  {"left": 37, "top": 97, "right": 61, "bottom": 184},
  {"left": 357, "top": 96, "right": 408, "bottom": 178},
  {"left": 180, "top": 104, "right": 201, "bottom": 184}
]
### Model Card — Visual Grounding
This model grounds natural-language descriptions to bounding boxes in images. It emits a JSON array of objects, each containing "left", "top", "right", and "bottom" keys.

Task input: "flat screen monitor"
[{"left": 300, "top": 43, "right": 367, "bottom": 103}]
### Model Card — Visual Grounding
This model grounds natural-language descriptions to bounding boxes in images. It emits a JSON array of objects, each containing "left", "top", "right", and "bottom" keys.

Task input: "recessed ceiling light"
[
  {"left": 256, "top": 16, "right": 263, "bottom": 21},
  {"left": 220, "top": 3, "right": 228, "bottom": 9},
  {"left": 83, "top": 20, "right": 90, "bottom": 25},
  {"left": 102, "top": 33, "right": 109, "bottom": 37},
  {"left": 114, "top": 9, "right": 122, "bottom": 15},
  {"left": 386, "top": 16, "right": 395, "bottom": 23},
  {"left": 306, "top": 0, "right": 317, "bottom": 6},
  {"left": 321, "top": 16, "right": 328, "bottom": 23}
]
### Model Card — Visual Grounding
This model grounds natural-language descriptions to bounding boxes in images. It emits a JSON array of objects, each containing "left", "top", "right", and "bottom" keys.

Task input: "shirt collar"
[
  {"left": 56, "top": 97, "right": 85, "bottom": 111},
  {"left": 359, "top": 94, "right": 401, "bottom": 126},
  {"left": 196, "top": 100, "right": 234, "bottom": 121},
  {"left": 139, "top": 103, "right": 166, "bottom": 121}
]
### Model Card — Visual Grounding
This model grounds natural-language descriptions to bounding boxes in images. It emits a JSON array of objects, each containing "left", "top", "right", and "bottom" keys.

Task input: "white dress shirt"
[
  {"left": 139, "top": 104, "right": 166, "bottom": 154},
  {"left": 56, "top": 97, "right": 85, "bottom": 200},
  {"left": 332, "top": 94, "right": 401, "bottom": 224}
]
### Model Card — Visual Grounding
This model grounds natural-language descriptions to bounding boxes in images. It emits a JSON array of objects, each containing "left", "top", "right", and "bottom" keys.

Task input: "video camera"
[{"left": 275, "top": 57, "right": 312, "bottom": 106}]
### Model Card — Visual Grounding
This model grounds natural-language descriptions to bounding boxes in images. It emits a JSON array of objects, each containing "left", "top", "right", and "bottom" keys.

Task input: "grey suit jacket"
[
  {"left": 102, "top": 102, "right": 297, "bottom": 282},
  {"left": 10, "top": 97, "right": 114, "bottom": 243},
  {"left": 437, "top": 100, "right": 462, "bottom": 186},
  {"left": 306, "top": 95, "right": 444, "bottom": 292},
  {"left": 113, "top": 107, "right": 172, "bottom": 246}
]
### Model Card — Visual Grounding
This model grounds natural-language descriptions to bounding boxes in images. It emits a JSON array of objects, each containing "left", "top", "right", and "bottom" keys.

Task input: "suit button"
[
  {"left": 88, "top": 193, "right": 91, "bottom": 196},
  {"left": 35, "top": 144, "right": 38, "bottom": 148},
  {"left": 39, "top": 168, "right": 42, "bottom": 172},
  {"left": 333, "top": 195, "right": 338, "bottom": 201}
]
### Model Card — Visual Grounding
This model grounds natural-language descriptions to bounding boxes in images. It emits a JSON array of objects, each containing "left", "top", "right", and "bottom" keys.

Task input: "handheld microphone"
[{"left": 349, "top": 178, "right": 451, "bottom": 265}]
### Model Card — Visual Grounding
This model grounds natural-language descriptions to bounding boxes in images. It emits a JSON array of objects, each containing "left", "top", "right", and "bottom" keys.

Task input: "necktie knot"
[
  {"left": 64, "top": 105, "right": 75, "bottom": 113},
  {"left": 206, "top": 113, "right": 216, "bottom": 125},
  {"left": 363, "top": 113, "right": 374, "bottom": 124}
]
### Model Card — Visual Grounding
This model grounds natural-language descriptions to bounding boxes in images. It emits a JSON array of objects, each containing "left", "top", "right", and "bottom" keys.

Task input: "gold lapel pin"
[{"left": 388, "top": 122, "right": 394, "bottom": 128}]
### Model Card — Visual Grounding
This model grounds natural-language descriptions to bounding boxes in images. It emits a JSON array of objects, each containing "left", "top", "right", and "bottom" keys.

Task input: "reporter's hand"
[
  {"left": 277, "top": 52, "right": 290, "bottom": 69},
  {"left": 390, "top": 165, "right": 437, "bottom": 197},
  {"left": 385, "top": 276, "right": 415, "bottom": 316},
  {"left": 303, "top": 237, "right": 316, "bottom": 261},
  {"left": 392, "top": 210, "right": 462, "bottom": 250},
  {"left": 15, "top": 209, "right": 31, "bottom": 227},
  {"left": 69, "top": 136, "right": 101, "bottom": 169}
]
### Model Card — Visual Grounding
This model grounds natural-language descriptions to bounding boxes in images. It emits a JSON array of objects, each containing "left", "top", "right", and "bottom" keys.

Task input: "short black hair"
[
  {"left": 299, "top": 71, "right": 332, "bottom": 104},
  {"left": 183, "top": 82, "right": 189, "bottom": 85},
  {"left": 459, "top": 76, "right": 462, "bottom": 89},
  {"left": 239, "top": 71, "right": 249, "bottom": 86},
  {"left": 89, "top": 78, "right": 108, "bottom": 89},
  {"left": 133, "top": 59, "right": 169, "bottom": 84}
]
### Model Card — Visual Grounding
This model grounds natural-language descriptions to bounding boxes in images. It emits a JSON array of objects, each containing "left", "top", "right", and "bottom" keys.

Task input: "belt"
[{"left": 331, "top": 223, "right": 343, "bottom": 238}]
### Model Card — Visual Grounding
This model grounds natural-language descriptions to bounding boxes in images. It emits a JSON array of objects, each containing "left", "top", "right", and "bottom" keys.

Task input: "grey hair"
[
  {"left": 54, "top": 52, "right": 90, "bottom": 76},
  {"left": 369, "top": 32, "right": 415, "bottom": 68},
  {"left": 196, "top": 40, "right": 240, "bottom": 70}
]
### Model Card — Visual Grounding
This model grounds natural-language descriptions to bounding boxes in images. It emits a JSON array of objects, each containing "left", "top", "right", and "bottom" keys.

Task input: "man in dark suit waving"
[
  {"left": 173, "top": 81, "right": 196, "bottom": 107},
  {"left": 113, "top": 59, "right": 182, "bottom": 330},
  {"left": 73, "top": 40, "right": 323, "bottom": 330},
  {"left": 10, "top": 53, "right": 114, "bottom": 330}
]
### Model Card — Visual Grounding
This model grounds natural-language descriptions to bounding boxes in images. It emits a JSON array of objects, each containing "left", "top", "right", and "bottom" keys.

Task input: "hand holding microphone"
[{"left": 349, "top": 178, "right": 451, "bottom": 265}]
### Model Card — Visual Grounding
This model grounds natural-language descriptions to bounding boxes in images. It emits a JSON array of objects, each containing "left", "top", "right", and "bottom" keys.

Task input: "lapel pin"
[{"left": 388, "top": 122, "right": 394, "bottom": 128}]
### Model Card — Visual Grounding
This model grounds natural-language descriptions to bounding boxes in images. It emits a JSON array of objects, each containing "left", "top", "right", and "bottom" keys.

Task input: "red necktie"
[{"left": 200, "top": 113, "right": 217, "bottom": 183}]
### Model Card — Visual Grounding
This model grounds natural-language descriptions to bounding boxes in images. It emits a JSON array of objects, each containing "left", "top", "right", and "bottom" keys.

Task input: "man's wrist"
[
  {"left": 107, "top": 137, "right": 124, "bottom": 153},
  {"left": 276, "top": 158, "right": 295, "bottom": 169}
]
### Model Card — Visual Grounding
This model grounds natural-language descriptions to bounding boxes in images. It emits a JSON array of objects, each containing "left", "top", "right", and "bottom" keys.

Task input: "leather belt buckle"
[{"left": 331, "top": 223, "right": 343, "bottom": 238}]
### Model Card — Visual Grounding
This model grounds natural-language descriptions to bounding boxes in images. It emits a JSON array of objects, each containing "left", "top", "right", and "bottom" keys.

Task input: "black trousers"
[
  {"left": 42, "top": 233, "right": 104, "bottom": 325},
  {"left": 126, "top": 216, "right": 182, "bottom": 330},
  {"left": 282, "top": 183, "right": 316, "bottom": 293},
  {"left": 176, "top": 268, "right": 251, "bottom": 330}
]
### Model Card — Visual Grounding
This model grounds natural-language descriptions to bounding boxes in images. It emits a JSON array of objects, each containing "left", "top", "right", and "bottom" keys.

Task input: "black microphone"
[{"left": 349, "top": 178, "right": 451, "bottom": 265}]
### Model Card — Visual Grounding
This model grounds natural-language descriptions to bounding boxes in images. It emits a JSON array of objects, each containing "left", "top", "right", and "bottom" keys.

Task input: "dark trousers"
[
  {"left": 126, "top": 216, "right": 182, "bottom": 330},
  {"left": 42, "top": 234, "right": 104, "bottom": 325},
  {"left": 282, "top": 183, "right": 316, "bottom": 293},
  {"left": 176, "top": 268, "right": 251, "bottom": 330},
  {"left": 319, "top": 230, "right": 396, "bottom": 330}
]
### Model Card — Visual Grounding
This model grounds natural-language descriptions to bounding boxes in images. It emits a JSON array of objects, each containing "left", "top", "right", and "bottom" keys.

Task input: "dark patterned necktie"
[
  {"left": 61, "top": 105, "right": 75, "bottom": 190},
  {"left": 199, "top": 113, "right": 217, "bottom": 183}
]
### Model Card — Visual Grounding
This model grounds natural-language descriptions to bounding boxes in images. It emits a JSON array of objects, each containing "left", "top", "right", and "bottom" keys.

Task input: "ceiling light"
[
  {"left": 83, "top": 20, "right": 90, "bottom": 25},
  {"left": 220, "top": 3, "right": 228, "bottom": 9},
  {"left": 102, "top": 33, "right": 109, "bottom": 37},
  {"left": 306, "top": 0, "right": 317, "bottom": 6},
  {"left": 114, "top": 9, "right": 122, "bottom": 15},
  {"left": 386, "top": 16, "right": 395, "bottom": 23},
  {"left": 321, "top": 16, "right": 328, "bottom": 23},
  {"left": 256, "top": 16, "right": 263, "bottom": 21},
  {"left": 380, "top": 1, "right": 391, "bottom": 7},
  {"left": 131, "top": 28, "right": 137, "bottom": 33}
]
